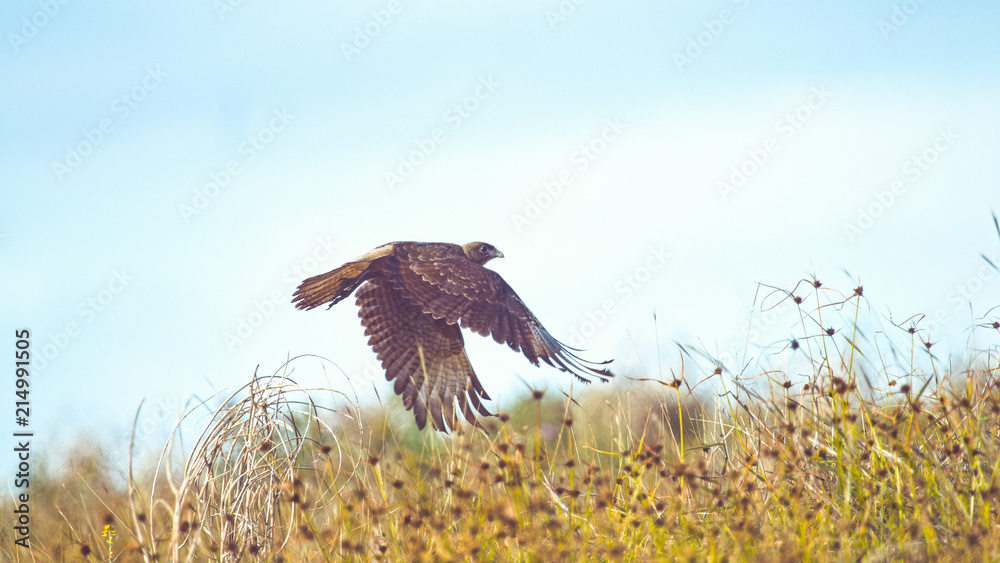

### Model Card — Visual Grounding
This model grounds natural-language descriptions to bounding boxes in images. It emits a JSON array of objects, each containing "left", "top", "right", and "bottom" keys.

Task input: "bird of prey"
[{"left": 292, "top": 241, "right": 612, "bottom": 432}]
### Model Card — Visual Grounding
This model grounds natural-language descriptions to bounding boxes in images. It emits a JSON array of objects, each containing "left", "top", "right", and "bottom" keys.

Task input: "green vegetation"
[{"left": 4, "top": 280, "right": 1000, "bottom": 562}]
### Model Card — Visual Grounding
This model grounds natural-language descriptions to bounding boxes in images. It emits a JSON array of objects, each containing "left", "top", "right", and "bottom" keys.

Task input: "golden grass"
[{"left": 4, "top": 280, "right": 1000, "bottom": 562}]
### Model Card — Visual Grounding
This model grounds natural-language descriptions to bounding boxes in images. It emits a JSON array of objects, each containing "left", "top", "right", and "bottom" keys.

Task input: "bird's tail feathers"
[{"left": 292, "top": 261, "right": 373, "bottom": 310}]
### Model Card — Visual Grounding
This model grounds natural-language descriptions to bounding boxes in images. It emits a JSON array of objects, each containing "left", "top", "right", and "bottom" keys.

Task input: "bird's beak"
[{"left": 495, "top": 250, "right": 505, "bottom": 259}]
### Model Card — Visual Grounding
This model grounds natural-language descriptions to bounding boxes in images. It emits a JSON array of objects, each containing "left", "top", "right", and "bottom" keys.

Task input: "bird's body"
[{"left": 292, "top": 241, "right": 611, "bottom": 432}]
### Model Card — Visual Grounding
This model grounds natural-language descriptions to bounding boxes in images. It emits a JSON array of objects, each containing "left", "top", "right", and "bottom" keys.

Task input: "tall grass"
[{"left": 3, "top": 279, "right": 999, "bottom": 562}]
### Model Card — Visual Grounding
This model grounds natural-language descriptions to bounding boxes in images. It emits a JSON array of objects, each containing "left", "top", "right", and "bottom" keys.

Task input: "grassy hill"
[{"left": 4, "top": 281, "right": 1000, "bottom": 562}]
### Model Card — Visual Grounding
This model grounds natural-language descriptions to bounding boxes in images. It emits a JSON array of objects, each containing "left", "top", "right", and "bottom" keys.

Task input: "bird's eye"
[{"left": 479, "top": 245, "right": 488, "bottom": 252}]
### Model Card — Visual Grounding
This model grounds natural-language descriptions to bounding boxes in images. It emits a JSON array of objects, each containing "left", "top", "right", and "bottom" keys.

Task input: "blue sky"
[{"left": 2, "top": 1, "right": 999, "bottom": 473}]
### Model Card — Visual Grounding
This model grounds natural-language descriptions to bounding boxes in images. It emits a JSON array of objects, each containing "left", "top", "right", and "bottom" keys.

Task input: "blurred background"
[{"left": 2, "top": 1, "right": 998, "bottom": 475}]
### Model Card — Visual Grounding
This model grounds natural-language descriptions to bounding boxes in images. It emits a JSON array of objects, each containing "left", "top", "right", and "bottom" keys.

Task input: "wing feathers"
[
  {"left": 356, "top": 276, "right": 492, "bottom": 432},
  {"left": 388, "top": 245, "right": 613, "bottom": 384}
]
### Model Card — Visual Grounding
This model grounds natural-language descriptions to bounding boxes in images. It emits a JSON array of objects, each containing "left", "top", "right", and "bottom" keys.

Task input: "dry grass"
[
  {"left": 126, "top": 365, "right": 356, "bottom": 561},
  {"left": 3, "top": 279, "right": 1000, "bottom": 562}
]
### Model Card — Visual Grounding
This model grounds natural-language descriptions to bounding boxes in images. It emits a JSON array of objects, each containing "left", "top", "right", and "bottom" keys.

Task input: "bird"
[{"left": 291, "top": 241, "right": 613, "bottom": 432}]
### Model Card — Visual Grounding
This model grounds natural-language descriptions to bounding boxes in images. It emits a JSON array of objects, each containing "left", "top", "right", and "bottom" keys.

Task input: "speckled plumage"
[{"left": 292, "top": 241, "right": 612, "bottom": 432}]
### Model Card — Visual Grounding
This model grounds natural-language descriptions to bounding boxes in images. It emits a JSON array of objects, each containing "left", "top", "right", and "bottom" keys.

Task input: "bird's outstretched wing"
[
  {"left": 355, "top": 277, "right": 492, "bottom": 432},
  {"left": 387, "top": 244, "right": 612, "bottom": 383}
]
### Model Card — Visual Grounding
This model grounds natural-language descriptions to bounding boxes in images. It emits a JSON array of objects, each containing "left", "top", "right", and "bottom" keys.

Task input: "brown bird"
[{"left": 292, "top": 241, "right": 612, "bottom": 432}]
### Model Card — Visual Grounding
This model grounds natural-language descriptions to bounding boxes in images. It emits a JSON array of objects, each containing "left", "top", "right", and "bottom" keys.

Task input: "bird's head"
[{"left": 462, "top": 241, "right": 504, "bottom": 265}]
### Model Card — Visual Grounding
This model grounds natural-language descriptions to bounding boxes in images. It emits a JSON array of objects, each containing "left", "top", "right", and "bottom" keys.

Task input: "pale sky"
[{"left": 2, "top": 1, "right": 999, "bottom": 476}]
